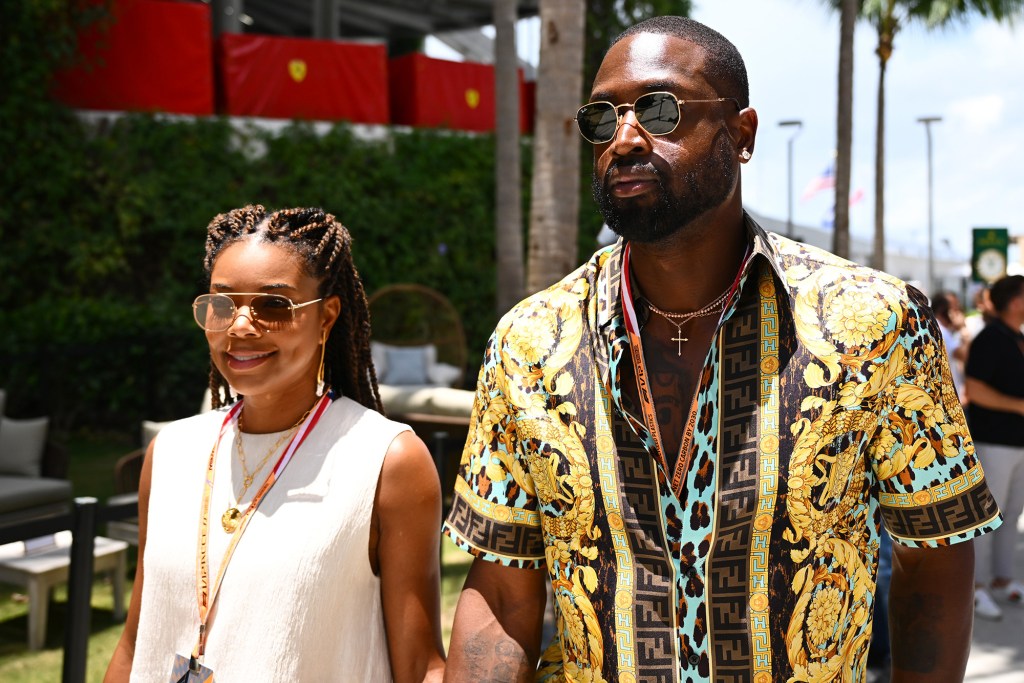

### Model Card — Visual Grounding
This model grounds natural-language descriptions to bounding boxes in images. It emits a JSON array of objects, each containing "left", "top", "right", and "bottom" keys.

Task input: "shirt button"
[{"left": 688, "top": 654, "right": 700, "bottom": 666}]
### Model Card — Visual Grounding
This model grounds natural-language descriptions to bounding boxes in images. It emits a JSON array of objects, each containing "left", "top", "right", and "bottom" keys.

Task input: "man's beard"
[{"left": 593, "top": 133, "right": 737, "bottom": 244}]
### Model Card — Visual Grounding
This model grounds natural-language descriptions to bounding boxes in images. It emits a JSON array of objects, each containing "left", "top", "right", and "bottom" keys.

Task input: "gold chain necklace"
[
  {"left": 221, "top": 404, "right": 316, "bottom": 533},
  {"left": 642, "top": 285, "right": 733, "bottom": 356}
]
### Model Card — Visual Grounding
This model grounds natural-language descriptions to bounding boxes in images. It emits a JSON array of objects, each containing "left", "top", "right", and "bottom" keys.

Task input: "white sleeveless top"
[{"left": 130, "top": 397, "right": 408, "bottom": 682}]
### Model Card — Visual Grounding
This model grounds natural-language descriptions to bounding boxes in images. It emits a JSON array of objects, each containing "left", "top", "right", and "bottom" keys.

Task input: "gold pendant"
[{"left": 221, "top": 507, "right": 242, "bottom": 533}]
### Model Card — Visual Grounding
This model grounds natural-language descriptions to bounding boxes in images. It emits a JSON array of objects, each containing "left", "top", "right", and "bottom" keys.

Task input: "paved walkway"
[{"left": 966, "top": 513, "right": 1024, "bottom": 682}]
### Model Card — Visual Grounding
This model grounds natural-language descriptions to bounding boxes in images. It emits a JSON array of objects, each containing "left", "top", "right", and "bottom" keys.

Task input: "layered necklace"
[
  {"left": 221, "top": 404, "right": 315, "bottom": 533},
  {"left": 641, "top": 283, "right": 734, "bottom": 356}
]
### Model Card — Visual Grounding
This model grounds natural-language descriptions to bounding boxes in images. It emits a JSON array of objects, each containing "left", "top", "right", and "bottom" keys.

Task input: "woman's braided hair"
[{"left": 202, "top": 204, "right": 383, "bottom": 413}]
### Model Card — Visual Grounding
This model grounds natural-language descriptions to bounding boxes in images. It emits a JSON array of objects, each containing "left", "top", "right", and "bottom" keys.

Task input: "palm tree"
[
  {"left": 832, "top": 0, "right": 1024, "bottom": 270},
  {"left": 493, "top": 0, "right": 525, "bottom": 314},
  {"left": 526, "top": 0, "right": 586, "bottom": 293},
  {"left": 833, "top": 0, "right": 858, "bottom": 260}
]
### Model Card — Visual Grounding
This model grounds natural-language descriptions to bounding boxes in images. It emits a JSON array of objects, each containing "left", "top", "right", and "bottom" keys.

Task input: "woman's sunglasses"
[
  {"left": 574, "top": 91, "right": 739, "bottom": 144},
  {"left": 192, "top": 293, "right": 322, "bottom": 332}
]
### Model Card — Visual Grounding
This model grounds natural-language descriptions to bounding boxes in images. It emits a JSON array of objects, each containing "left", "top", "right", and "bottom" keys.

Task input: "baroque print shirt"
[{"left": 443, "top": 215, "right": 1001, "bottom": 683}]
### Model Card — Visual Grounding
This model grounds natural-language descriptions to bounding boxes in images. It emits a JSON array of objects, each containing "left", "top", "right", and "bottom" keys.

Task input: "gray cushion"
[
  {"left": 0, "top": 416, "right": 50, "bottom": 477},
  {"left": 0, "top": 476, "right": 72, "bottom": 514}
]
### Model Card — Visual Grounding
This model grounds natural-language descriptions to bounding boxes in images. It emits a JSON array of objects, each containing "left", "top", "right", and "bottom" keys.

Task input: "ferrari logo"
[
  {"left": 465, "top": 88, "right": 480, "bottom": 109},
  {"left": 288, "top": 59, "right": 307, "bottom": 83}
]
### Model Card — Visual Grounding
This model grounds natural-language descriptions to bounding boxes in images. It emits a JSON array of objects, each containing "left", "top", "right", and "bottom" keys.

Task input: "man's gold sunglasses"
[{"left": 574, "top": 91, "right": 739, "bottom": 144}]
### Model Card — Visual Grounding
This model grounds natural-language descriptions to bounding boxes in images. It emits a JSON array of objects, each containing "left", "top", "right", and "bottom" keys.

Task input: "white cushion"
[
  {"left": 426, "top": 362, "right": 461, "bottom": 387},
  {"left": 370, "top": 341, "right": 389, "bottom": 379},
  {"left": 379, "top": 344, "right": 437, "bottom": 385},
  {"left": 377, "top": 385, "right": 474, "bottom": 418},
  {"left": 0, "top": 416, "right": 50, "bottom": 477}
]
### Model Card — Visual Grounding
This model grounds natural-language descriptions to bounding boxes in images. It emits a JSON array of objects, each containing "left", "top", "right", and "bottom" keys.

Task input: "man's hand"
[{"left": 444, "top": 558, "right": 547, "bottom": 682}]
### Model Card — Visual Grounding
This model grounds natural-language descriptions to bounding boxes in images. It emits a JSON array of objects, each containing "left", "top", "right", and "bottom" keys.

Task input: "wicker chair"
[{"left": 367, "top": 283, "right": 468, "bottom": 387}]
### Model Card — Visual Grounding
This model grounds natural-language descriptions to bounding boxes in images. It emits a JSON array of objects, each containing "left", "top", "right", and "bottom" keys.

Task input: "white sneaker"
[
  {"left": 992, "top": 580, "right": 1024, "bottom": 604},
  {"left": 975, "top": 588, "right": 1004, "bottom": 620}
]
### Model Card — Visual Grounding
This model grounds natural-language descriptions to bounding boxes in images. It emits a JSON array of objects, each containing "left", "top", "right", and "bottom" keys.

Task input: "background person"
[
  {"left": 105, "top": 205, "right": 445, "bottom": 682},
  {"left": 965, "top": 274, "right": 1024, "bottom": 621},
  {"left": 442, "top": 16, "right": 999, "bottom": 683},
  {"left": 932, "top": 290, "right": 969, "bottom": 403}
]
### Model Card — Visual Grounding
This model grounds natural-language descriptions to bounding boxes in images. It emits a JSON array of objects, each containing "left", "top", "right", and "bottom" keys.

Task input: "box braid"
[{"left": 202, "top": 204, "right": 383, "bottom": 413}]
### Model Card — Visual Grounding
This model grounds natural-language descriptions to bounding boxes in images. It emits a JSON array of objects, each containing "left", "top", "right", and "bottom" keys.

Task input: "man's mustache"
[{"left": 603, "top": 161, "right": 662, "bottom": 187}]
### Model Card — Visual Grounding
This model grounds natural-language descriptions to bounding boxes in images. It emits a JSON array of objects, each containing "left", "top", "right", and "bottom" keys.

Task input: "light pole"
[
  {"left": 917, "top": 116, "right": 942, "bottom": 294},
  {"left": 779, "top": 120, "right": 803, "bottom": 238}
]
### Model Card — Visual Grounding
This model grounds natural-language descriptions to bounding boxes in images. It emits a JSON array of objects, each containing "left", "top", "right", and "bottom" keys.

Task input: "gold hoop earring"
[{"left": 316, "top": 330, "right": 328, "bottom": 397}]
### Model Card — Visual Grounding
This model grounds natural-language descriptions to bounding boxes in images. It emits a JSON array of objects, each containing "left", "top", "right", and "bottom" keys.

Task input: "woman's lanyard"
[
  {"left": 619, "top": 242, "right": 748, "bottom": 483},
  {"left": 189, "top": 393, "right": 332, "bottom": 670}
]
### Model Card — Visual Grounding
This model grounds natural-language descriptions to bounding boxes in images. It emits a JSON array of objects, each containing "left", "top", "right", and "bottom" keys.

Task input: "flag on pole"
[
  {"left": 801, "top": 163, "right": 835, "bottom": 201},
  {"left": 821, "top": 188, "right": 866, "bottom": 229}
]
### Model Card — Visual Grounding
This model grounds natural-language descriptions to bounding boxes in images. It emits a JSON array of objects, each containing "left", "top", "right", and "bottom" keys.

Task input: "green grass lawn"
[{"left": 0, "top": 430, "right": 474, "bottom": 682}]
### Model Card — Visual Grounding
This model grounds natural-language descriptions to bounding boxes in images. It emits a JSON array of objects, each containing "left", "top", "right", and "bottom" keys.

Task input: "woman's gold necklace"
[
  {"left": 221, "top": 405, "right": 315, "bottom": 533},
  {"left": 643, "top": 285, "right": 733, "bottom": 356}
]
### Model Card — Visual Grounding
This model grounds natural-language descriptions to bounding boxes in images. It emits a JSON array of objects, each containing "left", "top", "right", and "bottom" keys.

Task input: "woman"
[{"left": 105, "top": 206, "right": 445, "bottom": 682}]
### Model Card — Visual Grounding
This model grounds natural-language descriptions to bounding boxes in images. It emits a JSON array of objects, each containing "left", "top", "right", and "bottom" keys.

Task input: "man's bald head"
[{"left": 610, "top": 16, "right": 749, "bottom": 109}]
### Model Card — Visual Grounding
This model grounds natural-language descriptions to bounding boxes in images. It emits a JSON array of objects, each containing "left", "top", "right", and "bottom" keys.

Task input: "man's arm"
[
  {"left": 887, "top": 541, "right": 974, "bottom": 682},
  {"left": 443, "top": 558, "right": 547, "bottom": 682},
  {"left": 964, "top": 376, "right": 1024, "bottom": 414}
]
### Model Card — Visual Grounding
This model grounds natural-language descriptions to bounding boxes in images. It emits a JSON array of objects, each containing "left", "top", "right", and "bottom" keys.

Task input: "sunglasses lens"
[
  {"left": 577, "top": 103, "right": 619, "bottom": 143},
  {"left": 251, "top": 294, "right": 294, "bottom": 328},
  {"left": 194, "top": 294, "right": 235, "bottom": 331},
  {"left": 634, "top": 93, "right": 679, "bottom": 135}
]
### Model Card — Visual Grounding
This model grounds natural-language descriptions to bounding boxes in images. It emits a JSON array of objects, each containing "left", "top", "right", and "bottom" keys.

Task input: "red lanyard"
[
  {"left": 619, "top": 243, "right": 748, "bottom": 482},
  {"left": 191, "top": 394, "right": 332, "bottom": 663}
]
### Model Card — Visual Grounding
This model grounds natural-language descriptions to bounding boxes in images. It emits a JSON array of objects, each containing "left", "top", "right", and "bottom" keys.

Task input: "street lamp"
[
  {"left": 778, "top": 120, "right": 803, "bottom": 238},
  {"left": 917, "top": 116, "right": 942, "bottom": 294}
]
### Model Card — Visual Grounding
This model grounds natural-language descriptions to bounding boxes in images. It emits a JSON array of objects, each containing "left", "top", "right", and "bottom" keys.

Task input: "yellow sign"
[
  {"left": 464, "top": 88, "right": 480, "bottom": 109},
  {"left": 288, "top": 59, "right": 307, "bottom": 83}
]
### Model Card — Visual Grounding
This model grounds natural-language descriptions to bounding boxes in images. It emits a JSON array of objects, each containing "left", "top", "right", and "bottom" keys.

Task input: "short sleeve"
[
  {"left": 442, "top": 332, "right": 545, "bottom": 568},
  {"left": 871, "top": 290, "right": 1002, "bottom": 548}
]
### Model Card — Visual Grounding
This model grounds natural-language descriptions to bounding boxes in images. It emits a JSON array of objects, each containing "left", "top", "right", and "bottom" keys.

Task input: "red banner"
[
  {"left": 393, "top": 54, "right": 532, "bottom": 133},
  {"left": 52, "top": 0, "right": 214, "bottom": 115},
  {"left": 521, "top": 80, "right": 536, "bottom": 134},
  {"left": 218, "top": 34, "right": 388, "bottom": 123}
]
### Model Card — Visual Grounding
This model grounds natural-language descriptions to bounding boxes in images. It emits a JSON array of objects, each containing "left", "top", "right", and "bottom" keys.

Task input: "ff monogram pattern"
[{"left": 443, "top": 215, "right": 1001, "bottom": 682}]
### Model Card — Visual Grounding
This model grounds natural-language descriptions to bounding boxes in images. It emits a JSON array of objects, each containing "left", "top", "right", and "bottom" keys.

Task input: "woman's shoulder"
[
  {"left": 320, "top": 395, "right": 411, "bottom": 442},
  {"left": 152, "top": 407, "right": 230, "bottom": 447}
]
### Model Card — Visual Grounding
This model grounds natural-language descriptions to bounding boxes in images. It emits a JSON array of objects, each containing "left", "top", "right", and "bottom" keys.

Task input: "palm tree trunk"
[
  {"left": 493, "top": 0, "right": 525, "bottom": 314},
  {"left": 872, "top": 54, "right": 887, "bottom": 271},
  {"left": 832, "top": 0, "right": 856, "bottom": 259},
  {"left": 526, "top": 0, "right": 585, "bottom": 293}
]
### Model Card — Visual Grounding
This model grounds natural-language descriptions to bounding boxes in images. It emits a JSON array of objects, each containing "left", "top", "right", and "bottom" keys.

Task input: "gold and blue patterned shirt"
[{"left": 443, "top": 215, "right": 1001, "bottom": 683}]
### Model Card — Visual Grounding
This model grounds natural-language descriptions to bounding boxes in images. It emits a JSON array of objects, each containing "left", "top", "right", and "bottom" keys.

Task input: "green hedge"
[
  {"left": 1, "top": 110, "right": 607, "bottom": 432},
  {"left": 0, "top": 2, "right": 606, "bottom": 433}
]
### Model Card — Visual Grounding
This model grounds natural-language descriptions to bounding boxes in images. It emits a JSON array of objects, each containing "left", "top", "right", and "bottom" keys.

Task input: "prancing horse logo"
[{"left": 288, "top": 59, "right": 307, "bottom": 83}]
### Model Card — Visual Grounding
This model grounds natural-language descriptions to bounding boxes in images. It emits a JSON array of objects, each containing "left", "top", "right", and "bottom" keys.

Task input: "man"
[
  {"left": 443, "top": 16, "right": 1001, "bottom": 682},
  {"left": 965, "top": 274, "right": 1024, "bottom": 622},
  {"left": 932, "top": 290, "right": 969, "bottom": 403}
]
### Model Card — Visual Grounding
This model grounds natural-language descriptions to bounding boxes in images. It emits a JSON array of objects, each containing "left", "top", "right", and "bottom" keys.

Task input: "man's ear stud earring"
[{"left": 740, "top": 148, "right": 752, "bottom": 161}]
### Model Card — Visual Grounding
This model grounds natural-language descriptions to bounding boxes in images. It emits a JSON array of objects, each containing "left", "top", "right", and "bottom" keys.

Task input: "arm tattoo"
[
  {"left": 462, "top": 634, "right": 534, "bottom": 682},
  {"left": 889, "top": 592, "right": 943, "bottom": 673}
]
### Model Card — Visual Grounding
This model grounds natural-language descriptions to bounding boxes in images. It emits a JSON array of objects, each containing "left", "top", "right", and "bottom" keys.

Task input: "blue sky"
[
  {"left": 690, "top": 0, "right": 1024, "bottom": 264},
  {"left": 430, "top": 1, "right": 1023, "bottom": 266}
]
